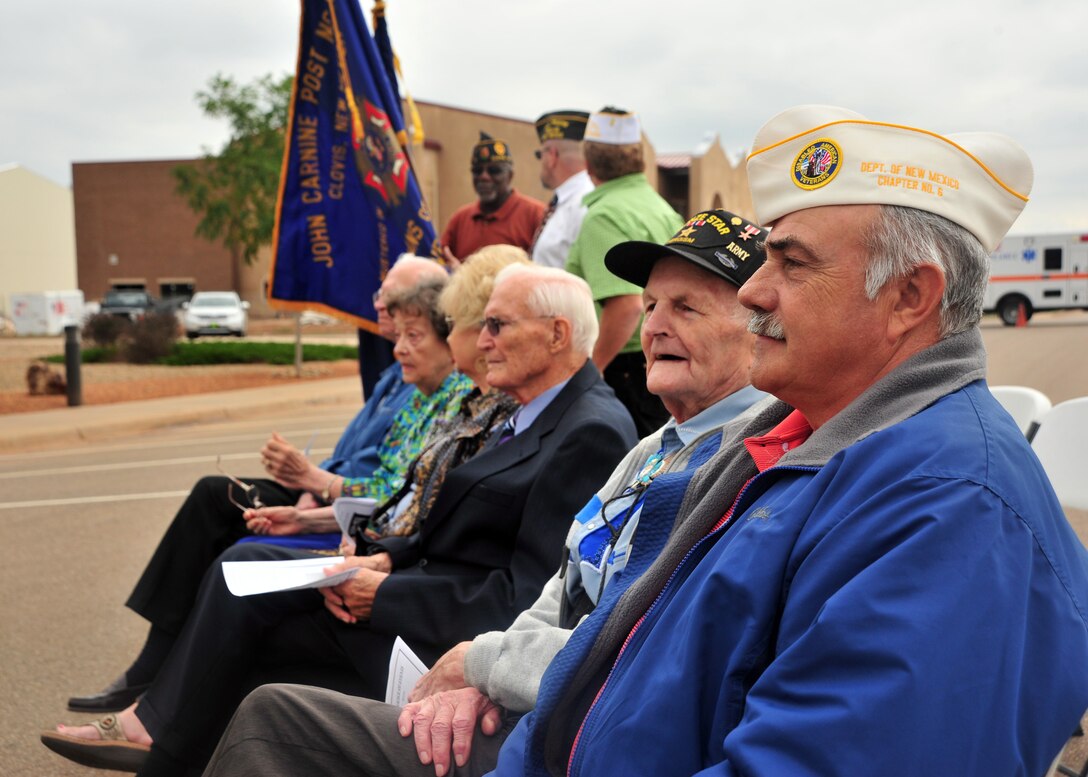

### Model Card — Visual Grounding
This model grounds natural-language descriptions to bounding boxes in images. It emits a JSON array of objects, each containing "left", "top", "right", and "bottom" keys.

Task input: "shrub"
[
  {"left": 45, "top": 340, "right": 358, "bottom": 366},
  {"left": 44, "top": 347, "right": 116, "bottom": 364},
  {"left": 82, "top": 312, "right": 131, "bottom": 348},
  {"left": 123, "top": 311, "right": 180, "bottom": 364},
  {"left": 159, "top": 341, "right": 357, "bottom": 366},
  {"left": 26, "top": 361, "right": 66, "bottom": 395}
]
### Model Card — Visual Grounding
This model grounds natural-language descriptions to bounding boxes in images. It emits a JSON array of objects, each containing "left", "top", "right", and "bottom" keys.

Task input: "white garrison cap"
[
  {"left": 745, "top": 105, "right": 1033, "bottom": 251},
  {"left": 585, "top": 107, "right": 641, "bottom": 145}
]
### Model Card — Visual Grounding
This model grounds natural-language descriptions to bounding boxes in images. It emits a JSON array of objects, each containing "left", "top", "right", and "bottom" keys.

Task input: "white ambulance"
[{"left": 984, "top": 233, "right": 1088, "bottom": 325}]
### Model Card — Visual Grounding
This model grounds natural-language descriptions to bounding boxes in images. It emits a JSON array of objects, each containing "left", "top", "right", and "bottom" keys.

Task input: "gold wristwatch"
[{"left": 322, "top": 476, "right": 339, "bottom": 504}]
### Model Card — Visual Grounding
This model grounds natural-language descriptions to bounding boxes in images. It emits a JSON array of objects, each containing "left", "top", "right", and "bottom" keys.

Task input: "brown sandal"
[{"left": 40, "top": 714, "right": 150, "bottom": 772}]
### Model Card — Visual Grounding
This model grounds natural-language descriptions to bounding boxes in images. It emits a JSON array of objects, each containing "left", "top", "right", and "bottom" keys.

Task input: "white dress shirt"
[{"left": 531, "top": 170, "right": 594, "bottom": 269}]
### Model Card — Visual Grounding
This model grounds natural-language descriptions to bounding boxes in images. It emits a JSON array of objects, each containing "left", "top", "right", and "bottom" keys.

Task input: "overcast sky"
[{"left": 3, "top": 0, "right": 1085, "bottom": 234}]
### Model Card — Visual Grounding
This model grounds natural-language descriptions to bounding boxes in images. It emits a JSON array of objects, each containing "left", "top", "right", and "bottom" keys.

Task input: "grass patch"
[
  {"left": 45, "top": 341, "right": 357, "bottom": 366},
  {"left": 43, "top": 347, "right": 117, "bottom": 364},
  {"left": 162, "top": 341, "right": 357, "bottom": 365}
]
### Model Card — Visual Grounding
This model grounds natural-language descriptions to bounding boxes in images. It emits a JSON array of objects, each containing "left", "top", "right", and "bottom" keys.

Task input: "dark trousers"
[
  {"left": 358, "top": 328, "right": 395, "bottom": 400},
  {"left": 134, "top": 542, "right": 393, "bottom": 777},
  {"left": 125, "top": 476, "right": 302, "bottom": 635},
  {"left": 603, "top": 351, "right": 670, "bottom": 438}
]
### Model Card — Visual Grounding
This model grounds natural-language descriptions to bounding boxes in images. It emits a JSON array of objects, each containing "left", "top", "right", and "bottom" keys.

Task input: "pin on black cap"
[
  {"left": 472, "top": 132, "right": 513, "bottom": 164},
  {"left": 535, "top": 110, "right": 590, "bottom": 143},
  {"left": 605, "top": 209, "right": 768, "bottom": 288}
]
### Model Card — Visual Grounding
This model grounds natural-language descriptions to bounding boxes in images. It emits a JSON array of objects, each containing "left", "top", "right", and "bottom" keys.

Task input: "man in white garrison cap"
[
  {"left": 564, "top": 106, "right": 683, "bottom": 437},
  {"left": 482, "top": 105, "right": 1088, "bottom": 777}
]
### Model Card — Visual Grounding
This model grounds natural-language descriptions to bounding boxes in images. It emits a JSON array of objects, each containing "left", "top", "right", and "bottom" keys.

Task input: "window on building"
[{"left": 159, "top": 281, "right": 196, "bottom": 301}]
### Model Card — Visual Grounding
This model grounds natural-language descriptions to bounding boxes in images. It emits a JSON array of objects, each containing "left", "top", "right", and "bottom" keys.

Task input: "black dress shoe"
[{"left": 67, "top": 678, "right": 151, "bottom": 713}]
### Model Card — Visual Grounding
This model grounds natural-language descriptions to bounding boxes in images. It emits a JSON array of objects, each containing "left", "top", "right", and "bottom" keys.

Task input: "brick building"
[
  {"left": 72, "top": 101, "right": 753, "bottom": 317},
  {"left": 72, "top": 159, "right": 234, "bottom": 304}
]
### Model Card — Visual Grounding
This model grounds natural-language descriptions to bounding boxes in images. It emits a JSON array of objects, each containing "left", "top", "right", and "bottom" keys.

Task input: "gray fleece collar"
[{"left": 775, "top": 329, "right": 987, "bottom": 468}]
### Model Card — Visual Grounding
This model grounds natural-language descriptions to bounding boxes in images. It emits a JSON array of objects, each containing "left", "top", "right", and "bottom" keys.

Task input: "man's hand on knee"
[
  {"left": 409, "top": 641, "right": 471, "bottom": 702},
  {"left": 398, "top": 687, "right": 503, "bottom": 777}
]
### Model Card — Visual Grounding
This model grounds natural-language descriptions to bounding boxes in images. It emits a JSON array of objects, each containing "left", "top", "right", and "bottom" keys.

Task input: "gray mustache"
[{"left": 747, "top": 311, "right": 785, "bottom": 340}]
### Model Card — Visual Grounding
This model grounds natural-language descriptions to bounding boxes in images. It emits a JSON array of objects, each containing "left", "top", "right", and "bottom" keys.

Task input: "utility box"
[{"left": 10, "top": 291, "right": 85, "bottom": 336}]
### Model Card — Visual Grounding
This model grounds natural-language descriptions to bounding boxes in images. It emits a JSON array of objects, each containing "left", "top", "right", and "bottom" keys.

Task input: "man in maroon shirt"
[{"left": 440, "top": 133, "right": 546, "bottom": 263}]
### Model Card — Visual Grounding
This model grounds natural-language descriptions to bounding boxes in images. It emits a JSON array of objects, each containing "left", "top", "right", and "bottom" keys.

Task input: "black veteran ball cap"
[
  {"left": 605, "top": 209, "right": 769, "bottom": 288},
  {"left": 535, "top": 110, "right": 590, "bottom": 142},
  {"left": 472, "top": 132, "right": 513, "bottom": 165}
]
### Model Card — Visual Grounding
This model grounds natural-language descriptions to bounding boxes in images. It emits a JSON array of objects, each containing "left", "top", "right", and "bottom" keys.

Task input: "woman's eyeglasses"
[{"left": 216, "top": 456, "right": 264, "bottom": 513}]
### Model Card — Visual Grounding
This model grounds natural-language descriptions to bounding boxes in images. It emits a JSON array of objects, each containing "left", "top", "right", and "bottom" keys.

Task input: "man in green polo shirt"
[{"left": 565, "top": 106, "right": 683, "bottom": 435}]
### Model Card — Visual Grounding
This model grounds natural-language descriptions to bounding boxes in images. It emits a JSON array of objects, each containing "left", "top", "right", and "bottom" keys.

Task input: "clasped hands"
[
  {"left": 397, "top": 642, "right": 504, "bottom": 777},
  {"left": 319, "top": 553, "right": 392, "bottom": 624}
]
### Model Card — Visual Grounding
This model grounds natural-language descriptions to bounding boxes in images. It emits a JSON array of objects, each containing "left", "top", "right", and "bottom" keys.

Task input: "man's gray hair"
[
  {"left": 552, "top": 138, "right": 585, "bottom": 161},
  {"left": 865, "top": 205, "right": 991, "bottom": 337},
  {"left": 494, "top": 264, "right": 599, "bottom": 356}
]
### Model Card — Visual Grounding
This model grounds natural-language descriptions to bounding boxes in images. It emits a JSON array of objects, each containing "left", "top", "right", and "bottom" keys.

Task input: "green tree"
[{"left": 173, "top": 72, "right": 293, "bottom": 268}]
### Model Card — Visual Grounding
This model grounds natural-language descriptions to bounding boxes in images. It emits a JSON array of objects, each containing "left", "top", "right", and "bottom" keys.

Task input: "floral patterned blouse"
[{"left": 340, "top": 370, "right": 473, "bottom": 503}]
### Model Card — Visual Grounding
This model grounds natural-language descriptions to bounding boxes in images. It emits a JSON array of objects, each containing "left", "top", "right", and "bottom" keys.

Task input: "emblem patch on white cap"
[
  {"left": 585, "top": 107, "right": 641, "bottom": 145},
  {"left": 746, "top": 105, "right": 1034, "bottom": 251},
  {"left": 792, "top": 139, "right": 842, "bottom": 190}
]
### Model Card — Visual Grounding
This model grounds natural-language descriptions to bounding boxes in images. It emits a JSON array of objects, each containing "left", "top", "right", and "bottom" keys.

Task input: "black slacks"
[
  {"left": 134, "top": 542, "right": 393, "bottom": 777},
  {"left": 125, "top": 475, "right": 302, "bottom": 635}
]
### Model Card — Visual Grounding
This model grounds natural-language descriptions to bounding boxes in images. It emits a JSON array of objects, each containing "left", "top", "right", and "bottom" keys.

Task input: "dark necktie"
[
  {"left": 529, "top": 195, "right": 559, "bottom": 254},
  {"left": 484, "top": 416, "right": 516, "bottom": 451},
  {"left": 497, "top": 417, "right": 516, "bottom": 445}
]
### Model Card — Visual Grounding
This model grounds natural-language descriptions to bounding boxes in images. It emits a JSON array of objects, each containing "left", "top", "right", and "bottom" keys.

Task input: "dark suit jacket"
[{"left": 347, "top": 360, "right": 638, "bottom": 665}]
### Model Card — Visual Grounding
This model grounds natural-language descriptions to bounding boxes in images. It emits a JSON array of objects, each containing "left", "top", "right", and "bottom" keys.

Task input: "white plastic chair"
[
  {"left": 1031, "top": 396, "right": 1088, "bottom": 511},
  {"left": 989, "top": 385, "right": 1052, "bottom": 442}
]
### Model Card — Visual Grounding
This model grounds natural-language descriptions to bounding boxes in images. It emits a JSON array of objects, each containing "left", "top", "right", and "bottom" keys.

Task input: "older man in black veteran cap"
[
  {"left": 529, "top": 110, "right": 594, "bottom": 269},
  {"left": 439, "top": 132, "right": 546, "bottom": 264},
  {"left": 197, "top": 210, "right": 770, "bottom": 777}
]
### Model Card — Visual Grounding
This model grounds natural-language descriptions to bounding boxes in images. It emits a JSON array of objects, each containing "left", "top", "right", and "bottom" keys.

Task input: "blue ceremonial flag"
[
  {"left": 268, "top": 0, "right": 435, "bottom": 330},
  {"left": 372, "top": 1, "right": 400, "bottom": 106},
  {"left": 373, "top": 0, "right": 425, "bottom": 146}
]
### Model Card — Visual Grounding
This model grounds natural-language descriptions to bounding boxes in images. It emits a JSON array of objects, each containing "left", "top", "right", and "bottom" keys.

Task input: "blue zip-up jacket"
[
  {"left": 492, "top": 329, "right": 1088, "bottom": 777},
  {"left": 320, "top": 362, "right": 413, "bottom": 478}
]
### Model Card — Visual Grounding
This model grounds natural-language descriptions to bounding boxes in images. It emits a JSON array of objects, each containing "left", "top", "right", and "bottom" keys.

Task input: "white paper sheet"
[
  {"left": 333, "top": 496, "right": 379, "bottom": 534},
  {"left": 222, "top": 556, "right": 360, "bottom": 597},
  {"left": 385, "top": 636, "right": 430, "bottom": 707}
]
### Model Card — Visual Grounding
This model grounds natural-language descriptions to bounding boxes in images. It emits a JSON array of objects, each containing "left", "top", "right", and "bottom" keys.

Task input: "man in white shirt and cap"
[{"left": 529, "top": 110, "right": 594, "bottom": 270}]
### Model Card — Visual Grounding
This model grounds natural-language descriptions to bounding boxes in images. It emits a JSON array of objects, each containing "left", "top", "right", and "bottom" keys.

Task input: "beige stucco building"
[{"left": 0, "top": 164, "right": 77, "bottom": 318}]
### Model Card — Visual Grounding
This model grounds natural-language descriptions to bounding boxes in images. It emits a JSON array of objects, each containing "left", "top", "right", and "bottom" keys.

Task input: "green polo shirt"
[{"left": 565, "top": 173, "right": 683, "bottom": 354}]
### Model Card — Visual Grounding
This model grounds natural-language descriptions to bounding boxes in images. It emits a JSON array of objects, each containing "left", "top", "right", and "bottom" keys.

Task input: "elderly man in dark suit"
[{"left": 43, "top": 265, "right": 637, "bottom": 777}]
